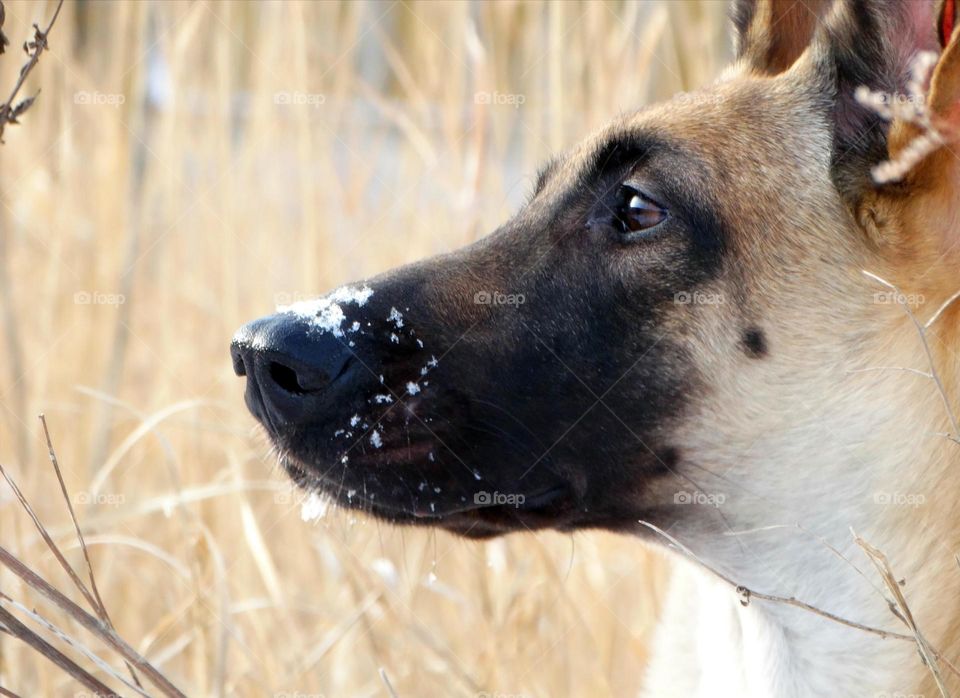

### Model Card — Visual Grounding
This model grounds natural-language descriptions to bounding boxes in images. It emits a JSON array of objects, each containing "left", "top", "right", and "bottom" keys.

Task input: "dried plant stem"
[
  {"left": 855, "top": 51, "right": 943, "bottom": 183},
  {"left": 855, "top": 533, "right": 950, "bottom": 696},
  {"left": 0, "top": 591, "right": 149, "bottom": 696},
  {"left": 0, "top": 0, "right": 64, "bottom": 141},
  {"left": 0, "top": 605, "right": 114, "bottom": 695},
  {"left": 0, "top": 544, "right": 186, "bottom": 698},
  {"left": 39, "top": 414, "right": 144, "bottom": 689},
  {"left": 925, "top": 288, "right": 960, "bottom": 331},
  {"left": 0, "top": 462, "right": 103, "bottom": 616},
  {"left": 641, "top": 522, "right": 916, "bottom": 640},
  {"left": 639, "top": 521, "right": 960, "bottom": 689},
  {"left": 863, "top": 271, "right": 960, "bottom": 441}
]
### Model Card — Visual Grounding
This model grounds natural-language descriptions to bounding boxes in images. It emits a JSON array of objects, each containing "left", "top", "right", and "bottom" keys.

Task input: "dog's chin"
[{"left": 279, "top": 452, "right": 582, "bottom": 538}]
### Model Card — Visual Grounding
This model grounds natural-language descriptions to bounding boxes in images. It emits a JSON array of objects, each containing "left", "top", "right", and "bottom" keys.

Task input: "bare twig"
[
  {"left": 0, "top": 0, "right": 64, "bottom": 142},
  {"left": 0, "top": 461, "right": 101, "bottom": 613},
  {"left": 0, "top": 3, "right": 11, "bottom": 56},
  {"left": 641, "top": 522, "right": 915, "bottom": 640},
  {"left": 0, "top": 605, "right": 114, "bottom": 695},
  {"left": 855, "top": 533, "right": 951, "bottom": 697},
  {"left": 863, "top": 271, "right": 960, "bottom": 441},
  {"left": 846, "top": 366, "right": 933, "bottom": 379},
  {"left": 0, "top": 591, "right": 148, "bottom": 696},
  {"left": 855, "top": 51, "right": 943, "bottom": 183},
  {"left": 640, "top": 521, "right": 960, "bottom": 683},
  {"left": 39, "top": 414, "right": 144, "bottom": 689},
  {"left": 0, "top": 545, "right": 187, "bottom": 698},
  {"left": 379, "top": 667, "right": 399, "bottom": 698},
  {"left": 926, "top": 288, "right": 960, "bottom": 330}
]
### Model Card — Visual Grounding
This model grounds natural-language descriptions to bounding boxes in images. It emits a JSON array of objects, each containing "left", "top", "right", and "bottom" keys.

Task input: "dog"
[{"left": 231, "top": 1, "right": 960, "bottom": 694}]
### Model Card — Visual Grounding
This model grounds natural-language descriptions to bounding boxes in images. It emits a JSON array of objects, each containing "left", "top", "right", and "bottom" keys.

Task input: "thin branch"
[
  {"left": 641, "top": 521, "right": 914, "bottom": 640},
  {"left": 925, "top": 287, "right": 960, "bottom": 330},
  {"left": 863, "top": 271, "right": 960, "bottom": 441},
  {"left": 640, "top": 521, "right": 960, "bottom": 683},
  {"left": 846, "top": 366, "right": 933, "bottom": 379},
  {"left": 0, "top": 545, "right": 187, "bottom": 698},
  {"left": 39, "top": 414, "right": 144, "bottom": 689},
  {"left": 379, "top": 668, "right": 399, "bottom": 698},
  {"left": 854, "top": 533, "right": 950, "bottom": 697},
  {"left": 0, "top": 591, "right": 149, "bottom": 696},
  {"left": 0, "top": 3, "right": 10, "bottom": 56},
  {"left": 0, "top": 0, "right": 64, "bottom": 141},
  {"left": 0, "top": 605, "right": 114, "bottom": 696},
  {"left": 0, "top": 462, "right": 101, "bottom": 613}
]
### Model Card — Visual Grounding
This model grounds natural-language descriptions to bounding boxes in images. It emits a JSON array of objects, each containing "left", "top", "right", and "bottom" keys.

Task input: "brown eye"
[{"left": 619, "top": 187, "right": 667, "bottom": 234}]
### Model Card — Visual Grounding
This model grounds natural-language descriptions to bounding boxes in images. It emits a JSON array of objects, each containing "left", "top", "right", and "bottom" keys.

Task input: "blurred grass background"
[{"left": 0, "top": 1, "right": 730, "bottom": 695}]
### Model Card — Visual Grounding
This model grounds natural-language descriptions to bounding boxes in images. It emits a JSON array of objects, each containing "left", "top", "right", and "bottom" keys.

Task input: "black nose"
[{"left": 230, "top": 313, "right": 359, "bottom": 428}]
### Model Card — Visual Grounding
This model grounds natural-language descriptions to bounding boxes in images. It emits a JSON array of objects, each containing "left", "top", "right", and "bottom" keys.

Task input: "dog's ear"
[
  {"left": 877, "top": 0, "right": 960, "bottom": 263},
  {"left": 927, "top": 0, "right": 960, "bottom": 134},
  {"left": 810, "top": 0, "right": 941, "bottom": 205},
  {"left": 732, "top": 0, "right": 832, "bottom": 74}
]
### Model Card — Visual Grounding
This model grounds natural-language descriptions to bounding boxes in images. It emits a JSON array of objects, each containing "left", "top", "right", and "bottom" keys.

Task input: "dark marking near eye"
[
  {"left": 658, "top": 447, "right": 680, "bottom": 472},
  {"left": 742, "top": 327, "right": 767, "bottom": 358}
]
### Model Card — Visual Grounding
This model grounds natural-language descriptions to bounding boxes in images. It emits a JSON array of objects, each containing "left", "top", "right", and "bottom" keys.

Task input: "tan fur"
[
  {"left": 739, "top": 0, "right": 832, "bottom": 74},
  {"left": 630, "top": 31, "right": 960, "bottom": 695}
]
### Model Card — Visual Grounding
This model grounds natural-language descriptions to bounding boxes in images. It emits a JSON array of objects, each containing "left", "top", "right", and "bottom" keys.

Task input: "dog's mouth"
[
  {"left": 282, "top": 446, "right": 577, "bottom": 538},
  {"left": 347, "top": 436, "right": 437, "bottom": 467}
]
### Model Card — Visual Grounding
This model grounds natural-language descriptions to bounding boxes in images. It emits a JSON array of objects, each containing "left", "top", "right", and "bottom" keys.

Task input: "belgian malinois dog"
[{"left": 231, "top": 0, "right": 960, "bottom": 694}]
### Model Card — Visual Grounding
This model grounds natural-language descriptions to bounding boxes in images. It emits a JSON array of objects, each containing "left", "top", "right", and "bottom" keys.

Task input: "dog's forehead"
[
  {"left": 534, "top": 74, "right": 829, "bottom": 209},
  {"left": 623, "top": 77, "right": 827, "bottom": 163}
]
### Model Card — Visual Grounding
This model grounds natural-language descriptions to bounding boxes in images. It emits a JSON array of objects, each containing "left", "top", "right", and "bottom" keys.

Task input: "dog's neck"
[
  {"left": 643, "top": 312, "right": 960, "bottom": 696},
  {"left": 644, "top": 560, "right": 915, "bottom": 697},
  {"left": 645, "top": 534, "right": 960, "bottom": 697}
]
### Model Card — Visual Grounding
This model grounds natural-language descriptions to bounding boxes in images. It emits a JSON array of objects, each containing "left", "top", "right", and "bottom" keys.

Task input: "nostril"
[
  {"left": 269, "top": 361, "right": 308, "bottom": 395},
  {"left": 232, "top": 314, "right": 359, "bottom": 411},
  {"left": 231, "top": 344, "right": 248, "bottom": 377}
]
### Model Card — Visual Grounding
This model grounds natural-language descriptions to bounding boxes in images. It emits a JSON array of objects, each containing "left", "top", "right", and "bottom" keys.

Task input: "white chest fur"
[{"left": 641, "top": 557, "right": 917, "bottom": 697}]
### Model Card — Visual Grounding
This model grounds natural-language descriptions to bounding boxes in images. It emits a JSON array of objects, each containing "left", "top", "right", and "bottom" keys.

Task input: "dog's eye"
[{"left": 617, "top": 186, "right": 667, "bottom": 234}]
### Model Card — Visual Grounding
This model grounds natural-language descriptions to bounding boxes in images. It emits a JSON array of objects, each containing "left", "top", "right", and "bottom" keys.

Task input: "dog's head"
[{"left": 232, "top": 0, "right": 960, "bottom": 558}]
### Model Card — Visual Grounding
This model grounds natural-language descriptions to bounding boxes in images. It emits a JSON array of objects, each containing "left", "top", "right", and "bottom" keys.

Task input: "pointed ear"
[
  {"left": 878, "top": 0, "right": 960, "bottom": 261},
  {"left": 732, "top": 0, "right": 833, "bottom": 75},
  {"left": 928, "top": 0, "right": 960, "bottom": 132},
  {"left": 812, "top": 0, "right": 941, "bottom": 204}
]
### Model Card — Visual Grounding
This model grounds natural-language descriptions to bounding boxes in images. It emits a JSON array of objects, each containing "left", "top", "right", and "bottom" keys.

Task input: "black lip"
[
  {"left": 314, "top": 472, "right": 574, "bottom": 535},
  {"left": 348, "top": 439, "right": 437, "bottom": 466}
]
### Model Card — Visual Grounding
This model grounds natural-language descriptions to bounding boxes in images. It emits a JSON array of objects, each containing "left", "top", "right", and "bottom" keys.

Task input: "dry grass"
[{"left": 0, "top": 2, "right": 729, "bottom": 695}]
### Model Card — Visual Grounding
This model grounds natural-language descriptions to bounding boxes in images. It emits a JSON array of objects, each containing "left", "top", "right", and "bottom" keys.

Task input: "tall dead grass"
[{"left": 0, "top": 2, "right": 729, "bottom": 695}]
